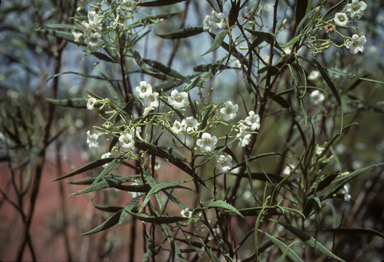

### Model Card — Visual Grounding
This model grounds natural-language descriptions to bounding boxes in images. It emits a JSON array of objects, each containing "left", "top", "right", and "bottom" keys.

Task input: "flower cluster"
[
  {"left": 203, "top": 11, "right": 226, "bottom": 32},
  {"left": 77, "top": 11, "right": 104, "bottom": 50},
  {"left": 136, "top": 81, "right": 160, "bottom": 116}
]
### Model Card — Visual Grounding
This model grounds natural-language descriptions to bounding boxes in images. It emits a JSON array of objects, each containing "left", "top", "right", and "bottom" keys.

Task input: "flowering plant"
[{"left": 35, "top": 0, "right": 384, "bottom": 261}]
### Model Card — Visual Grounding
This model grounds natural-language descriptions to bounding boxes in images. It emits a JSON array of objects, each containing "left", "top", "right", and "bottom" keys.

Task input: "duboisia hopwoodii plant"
[{"left": 39, "top": 0, "right": 384, "bottom": 261}]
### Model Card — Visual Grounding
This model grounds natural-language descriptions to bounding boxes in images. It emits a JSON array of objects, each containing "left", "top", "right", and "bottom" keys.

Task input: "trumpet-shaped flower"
[
  {"left": 345, "top": 34, "right": 366, "bottom": 54},
  {"left": 136, "top": 81, "right": 152, "bottom": 98},
  {"left": 334, "top": 13, "right": 349, "bottom": 26},
  {"left": 182, "top": 117, "right": 200, "bottom": 133},
  {"left": 180, "top": 207, "right": 192, "bottom": 218},
  {"left": 84, "top": 32, "right": 104, "bottom": 50},
  {"left": 72, "top": 31, "right": 83, "bottom": 42},
  {"left": 87, "top": 11, "right": 101, "bottom": 32},
  {"left": 119, "top": 133, "right": 135, "bottom": 149},
  {"left": 144, "top": 92, "right": 159, "bottom": 108},
  {"left": 121, "top": 0, "right": 136, "bottom": 12},
  {"left": 245, "top": 111, "right": 260, "bottom": 131},
  {"left": 196, "top": 133, "right": 217, "bottom": 153},
  {"left": 172, "top": 120, "right": 185, "bottom": 134},
  {"left": 87, "top": 97, "right": 97, "bottom": 110},
  {"left": 310, "top": 90, "right": 325, "bottom": 105},
  {"left": 203, "top": 11, "right": 226, "bottom": 32},
  {"left": 220, "top": 101, "right": 238, "bottom": 121},
  {"left": 168, "top": 90, "right": 188, "bottom": 109},
  {"left": 86, "top": 130, "right": 99, "bottom": 148},
  {"left": 216, "top": 155, "right": 233, "bottom": 173},
  {"left": 101, "top": 152, "right": 112, "bottom": 168},
  {"left": 236, "top": 123, "right": 251, "bottom": 147},
  {"left": 345, "top": 0, "right": 367, "bottom": 18}
]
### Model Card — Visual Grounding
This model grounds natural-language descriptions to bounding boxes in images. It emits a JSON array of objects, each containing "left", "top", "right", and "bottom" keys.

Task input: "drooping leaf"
[
  {"left": 36, "top": 27, "right": 86, "bottom": 45},
  {"left": 81, "top": 210, "right": 122, "bottom": 235},
  {"left": 244, "top": 28, "right": 282, "bottom": 50},
  {"left": 119, "top": 197, "right": 142, "bottom": 224},
  {"left": 278, "top": 221, "right": 345, "bottom": 261},
  {"left": 201, "top": 30, "right": 228, "bottom": 56},
  {"left": 93, "top": 202, "right": 123, "bottom": 213},
  {"left": 90, "top": 51, "right": 116, "bottom": 63},
  {"left": 138, "top": 0, "right": 186, "bottom": 7},
  {"left": 205, "top": 199, "right": 244, "bottom": 218},
  {"left": 323, "top": 227, "right": 384, "bottom": 238},
  {"left": 46, "top": 98, "right": 88, "bottom": 108},
  {"left": 156, "top": 26, "right": 204, "bottom": 39},
  {"left": 160, "top": 223, "right": 188, "bottom": 262},
  {"left": 313, "top": 59, "right": 341, "bottom": 106},
  {"left": 265, "top": 233, "right": 303, "bottom": 262},
  {"left": 143, "top": 58, "right": 189, "bottom": 82}
]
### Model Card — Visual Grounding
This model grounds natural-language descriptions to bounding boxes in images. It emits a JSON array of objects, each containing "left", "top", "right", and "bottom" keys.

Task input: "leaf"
[
  {"left": 320, "top": 0, "right": 347, "bottom": 19},
  {"left": 205, "top": 199, "right": 244, "bottom": 218},
  {"left": 278, "top": 221, "right": 345, "bottom": 261},
  {"left": 69, "top": 175, "right": 129, "bottom": 196},
  {"left": 90, "top": 51, "right": 116, "bottom": 63},
  {"left": 323, "top": 228, "right": 384, "bottom": 238},
  {"left": 36, "top": 27, "right": 86, "bottom": 45},
  {"left": 119, "top": 197, "right": 142, "bottom": 224},
  {"left": 295, "top": 0, "right": 309, "bottom": 31},
  {"left": 143, "top": 171, "right": 162, "bottom": 210},
  {"left": 138, "top": 181, "right": 187, "bottom": 213},
  {"left": 228, "top": 172, "right": 283, "bottom": 183},
  {"left": 244, "top": 28, "right": 282, "bottom": 50},
  {"left": 67, "top": 174, "right": 131, "bottom": 185},
  {"left": 138, "top": 0, "right": 186, "bottom": 7},
  {"left": 46, "top": 98, "right": 88, "bottom": 108},
  {"left": 81, "top": 210, "right": 122, "bottom": 235},
  {"left": 143, "top": 58, "right": 189, "bottom": 82},
  {"left": 156, "top": 26, "right": 204, "bottom": 39},
  {"left": 161, "top": 224, "right": 188, "bottom": 262},
  {"left": 93, "top": 202, "right": 123, "bottom": 213},
  {"left": 199, "top": 239, "right": 220, "bottom": 262},
  {"left": 264, "top": 233, "right": 303, "bottom": 262},
  {"left": 53, "top": 158, "right": 115, "bottom": 181},
  {"left": 228, "top": 0, "right": 240, "bottom": 27},
  {"left": 201, "top": 30, "right": 228, "bottom": 56},
  {"left": 128, "top": 10, "right": 182, "bottom": 29},
  {"left": 313, "top": 59, "right": 341, "bottom": 106}
]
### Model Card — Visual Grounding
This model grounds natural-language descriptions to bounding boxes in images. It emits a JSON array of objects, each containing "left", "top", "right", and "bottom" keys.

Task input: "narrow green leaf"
[
  {"left": 138, "top": 0, "right": 186, "bottom": 7},
  {"left": 53, "top": 158, "right": 114, "bottom": 181},
  {"left": 90, "top": 51, "right": 116, "bottom": 63},
  {"left": 161, "top": 223, "right": 188, "bottom": 262},
  {"left": 119, "top": 197, "right": 142, "bottom": 224},
  {"left": 139, "top": 181, "right": 186, "bottom": 213},
  {"left": 278, "top": 221, "right": 345, "bottom": 261},
  {"left": 67, "top": 174, "right": 130, "bottom": 185},
  {"left": 205, "top": 199, "right": 244, "bottom": 218},
  {"left": 320, "top": 0, "right": 347, "bottom": 19},
  {"left": 82, "top": 210, "right": 122, "bottom": 235},
  {"left": 295, "top": 0, "right": 309, "bottom": 31},
  {"left": 93, "top": 202, "right": 123, "bottom": 213},
  {"left": 143, "top": 58, "right": 189, "bottom": 82},
  {"left": 244, "top": 28, "right": 282, "bottom": 50},
  {"left": 199, "top": 239, "right": 220, "bottom": 262},
  {"left": 201, "top": 30, "right": 228, "bottom": 56},
  {"left": 313, "top": 59, "right": 341, "bottom": 106},
  {"left": 264, "top": 233, "right": 303, "bottom": 262},
  {"left": 36, "top": 27, "right": 86, "bottom": 45},
  {"left": 46, "top": 98, "right": 87, "bottom": 108},
  {"left": 323, "top": 228, "right": 384, "bottom": 238},
  {"left": 156, "top": 26, "right": 204, "bottom": 39},
  {"left": 143, "top": 171, "right": 162, "bottom": 210},
  {"left": 128, "top": 11, "right": 182, "bottom": 29}
]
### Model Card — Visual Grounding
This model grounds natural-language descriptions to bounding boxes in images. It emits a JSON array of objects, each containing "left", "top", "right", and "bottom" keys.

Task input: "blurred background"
[{"left": 1, "top": 0, "right": 384, "bottom": 261}]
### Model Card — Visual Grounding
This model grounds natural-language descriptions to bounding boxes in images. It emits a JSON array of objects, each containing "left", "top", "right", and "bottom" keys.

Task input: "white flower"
[
  {"left": 236, "top": 132, "right": 251, "bottom": 147},
  {"left": 203, "top": 11, "right": 226, "bottom": 32},
  {"left": 168, "top": 90, "right": 188, "bottom": 109},
  {"left": 87, "top": 97, "right": 97, "bottom": 110},
  {"left": 316, "top": 145, "right": 325, "bottom": 155},
  {"left": 171, "top": 120, "right": 185, "bottom": 134},
  {"left": 308, "top": 70, "right": 320, "bottom": 81},
  {"left": 121, "top": 0, "right": 136, "bottom": 12},
  {"left": 197, "top": 246, "right": 205, "bottom": 258},
  {"left": 136, "top": 81, "right": 152, "bottom": 98},
  {"left": 208, "top": 226, "right": 220, "bottom": 240},
  {"left": 182, "top": 117, "right": 200, "bottom": 133},
  {"left": 154, "top": 159, "right": 162, "bottom": 170},
  {"left": 196, "top": 133, "right": 218, "bottom": 153},
  {"left": 130, "top": 180, "right": 144, "bottom": 199},
  {"left": 101, "top": 152, "right": 112, "bottom": 168},
  {"left": 310, "top": 90, "right": 325, "bottom": 105},
  {"left": 345, "top": 34, "right": 366, "bottom": 54},
  {"left": 180, "top": 207, "right": 192, "bottom": 218},
  {"left": 282, "top": 47, "right": 292, "bottom": 56},
  {"left": 81, "top": 21, "right": 92, "bottom": 36},
  {"left": 144, "top": 92, "right": 159, "bottom": 108},
  {"left": 143, "top": 105, "right": 155, "bottom": 117},
  {"left": 86, "top": 130, "right": 99, "bottom": 148},
  {"left": 283, "top": 164, "right": 295, "bottom": 176},
  {"left": 87, "top": 11, "right": 102, "bottom": 32},
  {"left": 345, "top": 0, "right": 367, "bottom": 18},
  {"left": 245, "top": 111, "right": 260, "bottom": 131},
  {"left": 119, "top": 133, "right": 135, "bottom": 149},
  {"left": 341, "top": 183, "right": 351, "bottom": 202},
  {"left": 334, "top": 13, "right": 349, "bottom": 26},
  {"left": 220, "top": 101, "right": 238, "bottom": 121},
  {"left": 85, "top": 32, "right": 104, "bottom": 50},
  {"left": 216, "top": 155, "right": 233, "bottom": 173},
  {"left": 72, "top": 31, "right": 83, "bottom": 42}
]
